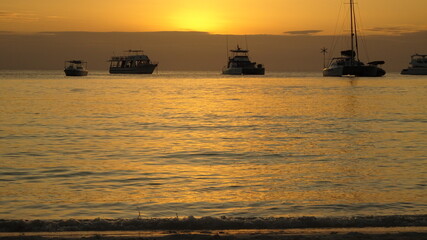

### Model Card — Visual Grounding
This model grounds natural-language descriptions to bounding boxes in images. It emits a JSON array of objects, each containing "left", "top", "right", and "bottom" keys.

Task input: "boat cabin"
[
  {"left": 109, "top": 55, "right": 152, "bottom": 69},
  {"left": 64, "top": 60, "right": 88, "bottom": 76},
  {"left": 227, "top": 46, "right": 262, "bottom": 69},
  {"left": 108, "top": 50, "right": 158, "bottom": 74},
  {"left": 65, "top": 60, "right": 87, "bottom": 70},
  {"left": 410, "top": 54, "right": 427, "bottom": 68},
  {"left": 327, "top": 50, "right": 384, "bottom": 68}
]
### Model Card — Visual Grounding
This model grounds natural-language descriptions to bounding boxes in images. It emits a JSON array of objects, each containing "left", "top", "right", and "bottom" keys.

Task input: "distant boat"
[
  {"left": 401, "top": 54, "right": 427, "bottom": 75},
  {"left": 222, "top": 45, "right": 265, "bottom": 75},
  {"left": 323, "top": 0, "right": 385, "bottom": 77},
  {"left": 108, "top": 50, "right": 158, "bottom": 74},
  {"left": 64, "top": 60, "right": 88, "bottom": 76}
]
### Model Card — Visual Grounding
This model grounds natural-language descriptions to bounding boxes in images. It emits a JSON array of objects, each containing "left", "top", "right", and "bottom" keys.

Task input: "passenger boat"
[
  {"left": 109, "top": 50, "right": 158, "bottom": 74},
  {"left": 64, "top": 60, "right": 88, "bottom": 76},
  {"left": 222, "top": 45, "right": 265, "bottom": 75},
  {"left": 323, "top": 0, "right": 385, "bottom": 77},
  {"left": 401, "top": 54, "right": 427, "bottom": 75}
]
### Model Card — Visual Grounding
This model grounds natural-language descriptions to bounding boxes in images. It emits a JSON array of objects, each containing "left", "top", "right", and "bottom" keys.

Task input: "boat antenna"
[
  {"left": 352, "top": 0, "right": 360, "bottom": 62},
  {"left": 321, "top": 47, "right": 328, "bottom": 68},
  {"left": 349, "top": 0, "right": 358, "bottom": 65},
  {"left": 355, "top": 3, "right": 371, "bottom": 62},
  {"left": 226, "top": 35, "right": 229, "bottom": 59},
  {"left": 328, "top": 0, "right": 344, "bottom": 66}
]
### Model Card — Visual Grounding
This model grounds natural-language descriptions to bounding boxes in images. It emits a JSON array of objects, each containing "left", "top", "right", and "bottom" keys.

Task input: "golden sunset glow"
[
  {"left": 1, "top": 0, "right": 426, "bottom": 35},
  {"left": 171, "top": 8, "right": 224, "bottom": 33}
]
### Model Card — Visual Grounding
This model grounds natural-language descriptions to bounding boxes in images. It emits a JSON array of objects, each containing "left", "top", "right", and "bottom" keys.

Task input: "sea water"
[{"left": 0, "top": 71, "right": 426, "bottom": 220}]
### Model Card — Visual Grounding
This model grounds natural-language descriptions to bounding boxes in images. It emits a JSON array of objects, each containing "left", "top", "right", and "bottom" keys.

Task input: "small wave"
[
  {"left": 69, "top": 88, "right": 86, "bottom": 92},
  {"left": 1, "top": 215, "right": 426, "bottom": 232}
]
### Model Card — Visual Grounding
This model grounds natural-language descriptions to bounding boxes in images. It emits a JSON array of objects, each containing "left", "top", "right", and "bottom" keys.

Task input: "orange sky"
[{"left": 1, "top": 0, "right": 426, "bottom": 35}]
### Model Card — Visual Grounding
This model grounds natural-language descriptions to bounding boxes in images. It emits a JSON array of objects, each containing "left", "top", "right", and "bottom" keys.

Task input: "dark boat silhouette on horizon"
[
  {"left": 64, "top": 60, "right": 88, "bottom": 76},
  {"left": 222, "top": 45, "right": 265, "bottom": 75},
  {"left": 401, "top": 54, "right": 427, "bottom": 75},
  {"left": 323, "top": 0, "right": 385, "bottom": 77},
  {"left": 109, "top": 50, "right": 158, "bottom": 74}
]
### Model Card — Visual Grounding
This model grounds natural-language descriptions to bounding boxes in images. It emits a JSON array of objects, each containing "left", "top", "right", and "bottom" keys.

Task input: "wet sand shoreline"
[
  {"left": 1, "top": 216, "right": 427, "bottom": 240},
  {"left": 1, "top": 227, "right": 427, "bottom": 240},
  {"left": 2, "top": 215, "right": 427, "bottom": 232}
]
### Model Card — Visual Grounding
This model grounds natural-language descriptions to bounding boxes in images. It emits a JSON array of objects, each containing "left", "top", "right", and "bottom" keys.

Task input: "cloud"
[
  {"left": 283, "top": 30, "right": 322, "bottom": 35},
  {"left": 0, "top": 11, "right": 62, "bottom": 21},
  {"left": 366, "top": 25, "right": 427, "bottom": 35},
  {"left": 0, "top": 11, "right": 38, "bottom": 22}
]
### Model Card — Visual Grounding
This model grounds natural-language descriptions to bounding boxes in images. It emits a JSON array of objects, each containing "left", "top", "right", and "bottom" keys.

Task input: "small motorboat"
[
  {"left": 401, "top": 54, "right": 427, "bottom": 75},
  {"left": 64, "top": 60, "right": 88, "bottom": 76},
  {"left": 222, "top": 45, "right": 265, "bottom": 75}
]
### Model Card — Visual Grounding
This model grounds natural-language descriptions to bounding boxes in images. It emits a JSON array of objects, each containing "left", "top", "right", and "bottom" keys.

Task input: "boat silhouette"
[
  {"left": 401, "top": 54, "right": 427, "bottom": 75},
  {"left": 222, "top": 45, "right": 265, "bottom": 75},
  {"left": 109, "top": 50, "right": 158, "bottom": 74},
  {"left": 323, "top": 0, "right": 385, "bottom": 77},
  {"left": 64, "top": 60, "right": 88, "bottom": 76}
]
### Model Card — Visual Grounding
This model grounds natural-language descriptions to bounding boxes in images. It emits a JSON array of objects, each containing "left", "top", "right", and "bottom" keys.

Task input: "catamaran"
[{"left": 323, "top": 0, "right": 385, "bottom": 77}]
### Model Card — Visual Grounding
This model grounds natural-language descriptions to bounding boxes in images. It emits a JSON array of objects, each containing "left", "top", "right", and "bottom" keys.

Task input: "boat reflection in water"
[{"left": 109, "top": 50, "right": 158, "bottom": 74}]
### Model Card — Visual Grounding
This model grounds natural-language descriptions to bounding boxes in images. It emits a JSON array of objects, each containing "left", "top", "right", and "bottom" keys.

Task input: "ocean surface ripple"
[{"left": 0, "top": 71, "right": 426, "bottom": 220}]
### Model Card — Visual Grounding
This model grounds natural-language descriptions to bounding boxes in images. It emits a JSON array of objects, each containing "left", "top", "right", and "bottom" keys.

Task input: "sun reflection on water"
[{"left": 0, "top": 74, "right": 426, "bottom": 218}]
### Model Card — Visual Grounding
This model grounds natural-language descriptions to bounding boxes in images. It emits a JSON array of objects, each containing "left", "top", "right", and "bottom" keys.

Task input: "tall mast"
[
  {"left": 353, "top": 0, "right": 360, "bottom": 62},
  {"left": 350, "top": 0, "right": 355, "bottom": 65},
  {"left": 226, "top": 35, "right": 229, "bottom": 60}
]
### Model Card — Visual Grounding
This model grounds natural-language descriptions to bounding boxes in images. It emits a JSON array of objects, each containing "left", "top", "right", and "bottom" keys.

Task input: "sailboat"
[{"left": 323, "top": 0, "right": 386, "bottom": 77}]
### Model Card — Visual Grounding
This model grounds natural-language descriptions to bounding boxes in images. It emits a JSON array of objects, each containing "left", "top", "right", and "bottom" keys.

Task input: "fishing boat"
[
  {"left": 401, "top": 54, "right": 427, "bottom": 75},
  {"left": 64, "top": 60, "right": 88, "bottom": 76},
  {"left": 109, "top": 50, "right": 158, "bottom": 74},
  {"left": 323, "top": 0, "right": 385, "bottom": 77},
  {"left": 222, "top": 45, "right": 265, "bottom": 75}
]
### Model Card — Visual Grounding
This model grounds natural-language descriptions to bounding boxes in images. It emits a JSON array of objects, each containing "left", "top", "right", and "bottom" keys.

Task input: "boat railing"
[{"left": 368, "top": 61, "right": 385, "bottom": 66}]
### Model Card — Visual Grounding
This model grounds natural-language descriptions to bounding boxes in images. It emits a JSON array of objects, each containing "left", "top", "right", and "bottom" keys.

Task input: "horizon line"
[{"left": 1, "top": 30, "right": 425, "bottom": 37}]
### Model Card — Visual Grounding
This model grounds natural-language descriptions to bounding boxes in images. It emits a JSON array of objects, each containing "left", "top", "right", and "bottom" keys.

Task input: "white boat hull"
[
  {"left": 323, "top": 65, "right": 385, "bottom": 77},
  {"left": 222, "top": 68, "right": 242, "bottom": 75},
  {"left": 401, "top": 68, "right": 427, "bottom": 75},
  {"left": 64, "top": 69, "right": 88, "bottom": 76},
  {"left": 109, "top": 64, "right": 157, "bottom": 74},
  {"left": 222, "top": 67, "right": 265, "bottom": 75},
  {"left": 323, "top": 66, "right": 344, "bottom": 77}
]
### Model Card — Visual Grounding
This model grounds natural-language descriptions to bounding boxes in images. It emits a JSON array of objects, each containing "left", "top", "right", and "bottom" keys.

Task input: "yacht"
[
  {"left": 109, "top": 50, "right": 158, "bottom": 74},
  {"left": 323, "top": 0, "right": 385, "bottom": 77},
  {"left": 401, "top": 54, "right": 427, "bottom": 75},
  {"left": 64, "top": 60, "right": 88, "bottom": 76},
  {"left": 222, "top": 45, "right": 265, "bottom": 75}
]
